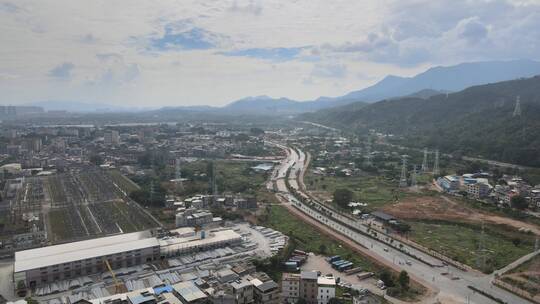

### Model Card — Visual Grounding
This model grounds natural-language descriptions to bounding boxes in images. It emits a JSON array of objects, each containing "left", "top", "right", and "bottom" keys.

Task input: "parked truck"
[
  {"left": 331, "top": 260, "right": 347, "bottom": 269},
  {"left": 328, "top": 255, "right": 341, "bottom": 263},
  {"left": 345, "top": 267, "right": 363, "bottom": 275},
  {"left": 356, "top": 272, "right": 374, "bottom": 280},
  {"left": 338, "top": 262, "right": 354, "bottom": 272}
]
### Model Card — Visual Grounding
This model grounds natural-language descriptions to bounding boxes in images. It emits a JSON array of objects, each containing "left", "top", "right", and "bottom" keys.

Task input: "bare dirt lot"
[{"left": 382, "top": 194, "right": 540, "bottom": 235}]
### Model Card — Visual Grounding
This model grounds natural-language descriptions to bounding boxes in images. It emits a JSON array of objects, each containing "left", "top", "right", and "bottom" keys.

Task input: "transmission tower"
[
  {"left": 476, "top": 222, "right": 487, "bottom": 271},
  {"left": 399, "top": 156, "right": 408, "bottom": 188},
  {"left": 513, "top": 95, "right": 522, "bottom": 117},
  {"left": 433, "top": 150, "right": 440, "bottom": 176},
  {"left": 175, "top": 158, "right": 183, "bottom": 192},
  {"left": 421, "top": 148, "right": 429, "bottom": 172},
  {"left": 411, "top": 165, "right": 417, "bottom": 188}
]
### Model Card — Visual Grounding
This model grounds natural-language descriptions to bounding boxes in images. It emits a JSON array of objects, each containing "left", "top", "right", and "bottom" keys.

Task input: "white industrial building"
[{"left": 14, "top": 231, "right": 160, "bottom": 288}]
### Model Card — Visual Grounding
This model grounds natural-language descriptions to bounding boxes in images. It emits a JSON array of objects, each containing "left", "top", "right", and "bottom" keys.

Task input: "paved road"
[{"left": 270, "top": 143, "right": 533, "bottom": 304}]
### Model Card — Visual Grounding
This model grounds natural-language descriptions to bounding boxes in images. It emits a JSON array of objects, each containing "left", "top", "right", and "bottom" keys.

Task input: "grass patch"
[
  {"left": 305, "top": 172, "right": 409, "bottom": 211},
  {"left": 181, "top": 160, "right": 268, "bottom": 195},
  {"left": 259, "top": 204, "right": 377, "bottom": 272},
  {"left": 407, "top": 220, "right": 534, "bottom": 273}
]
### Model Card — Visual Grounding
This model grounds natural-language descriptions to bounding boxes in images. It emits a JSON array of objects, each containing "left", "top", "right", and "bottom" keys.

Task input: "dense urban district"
[{"left": 1, "top": 77, "right": 540, "bottom": 304}]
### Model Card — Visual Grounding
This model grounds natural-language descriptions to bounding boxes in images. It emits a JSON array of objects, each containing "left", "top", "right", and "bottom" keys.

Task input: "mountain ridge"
[{"left": 301, "top": 75, "right": 540, "bottom": 167}]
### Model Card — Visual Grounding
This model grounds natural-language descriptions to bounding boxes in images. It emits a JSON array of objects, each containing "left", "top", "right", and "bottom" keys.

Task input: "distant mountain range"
[
  {"left": 319, "top": 59, "right": 540, "bottom": 103},
  {"left": 20, "top": 59, "right": 540, "bottom": 115},
  {"left": 301, "top": 75, "right": 540, "bottom": 167},
  {"left": 177, "top": 59, "right": 540, "bottom": 115}
]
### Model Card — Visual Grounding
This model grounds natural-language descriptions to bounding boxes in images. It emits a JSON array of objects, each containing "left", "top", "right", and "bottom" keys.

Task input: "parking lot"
[{"left": 301, "top": 254, "right": 387, "bottom": 299}]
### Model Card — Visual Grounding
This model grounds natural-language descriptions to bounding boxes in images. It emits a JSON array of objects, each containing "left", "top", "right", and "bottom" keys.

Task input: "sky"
[{"left": 1, "top": 0, "right": 540, "bottom": 107}]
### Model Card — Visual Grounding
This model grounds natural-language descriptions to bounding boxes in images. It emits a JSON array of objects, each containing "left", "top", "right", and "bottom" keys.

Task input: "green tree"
[
  {"left": 398, "top": 270, "right": 410, "bottom": 291},
  {"left": 328, "top": 298, "right": 343, "bottom": 304},
  {"left": 379, "top": 269, "right": 395, "bottom": 287},
  {"left": 333, "top": 188, "right": 353, "bottom": 208},
  {"left": 295, "top": 299, "right": 307, "bottom": 304},
  {"left": 511, "top": 195, "right": 528, "bottom": 210}
]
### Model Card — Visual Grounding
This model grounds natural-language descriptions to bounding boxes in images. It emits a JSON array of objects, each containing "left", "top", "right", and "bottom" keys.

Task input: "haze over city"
[{"left": 2, "top": 1, "right": 540, "bottom": 304}]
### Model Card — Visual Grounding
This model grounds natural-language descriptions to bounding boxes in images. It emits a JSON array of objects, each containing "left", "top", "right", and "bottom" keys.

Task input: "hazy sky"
[{"left": 1, "top": 0, "right": 539, "bottom": 107}]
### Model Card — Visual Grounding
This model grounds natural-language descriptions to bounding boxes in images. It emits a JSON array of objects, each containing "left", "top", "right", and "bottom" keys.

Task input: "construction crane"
[{"left": 104, "top": 259, "right": 123, "bottom": 294}]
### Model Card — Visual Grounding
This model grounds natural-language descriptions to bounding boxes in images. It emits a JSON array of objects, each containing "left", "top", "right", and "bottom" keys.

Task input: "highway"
[{"left": 270, "top": 143, "right": 533, "bottom": 304}]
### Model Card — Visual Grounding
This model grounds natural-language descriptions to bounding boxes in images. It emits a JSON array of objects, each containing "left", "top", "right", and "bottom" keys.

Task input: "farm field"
[
  {"left": 406, "top": 220, "right": 534, "bottom": 273},
  {"left": 304, "top": 172, "right": 409, "bottom": 211}
]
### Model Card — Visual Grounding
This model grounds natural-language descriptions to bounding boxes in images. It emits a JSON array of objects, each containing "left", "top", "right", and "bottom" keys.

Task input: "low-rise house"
[{"left": 317, "top": 276, "right": 336, "bottom": 304}]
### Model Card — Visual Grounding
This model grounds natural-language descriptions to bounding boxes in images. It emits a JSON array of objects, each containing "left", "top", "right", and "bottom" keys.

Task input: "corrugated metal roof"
[{"left": 15, "top": 231, "right": 159, "bottom": 272}]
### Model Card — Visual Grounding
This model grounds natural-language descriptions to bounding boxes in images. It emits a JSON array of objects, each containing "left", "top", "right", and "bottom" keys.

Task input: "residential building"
[
  {"left": 317, "top": 276, "right": 336, "bottom": 304},
  {"left": 282, "top": 273, "right": 300, "bottom": 303},
  {"left": 230, "top": 279, "right": 254, "bottom": 304},
  {"left": 251, "top": 279, "right": 279, "bottom": 304},
  {"left": 300, "top": 271, "right": 318, "bottom": 304}
]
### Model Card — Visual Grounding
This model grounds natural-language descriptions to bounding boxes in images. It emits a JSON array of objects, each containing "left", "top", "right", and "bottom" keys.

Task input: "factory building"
[
  {"left": 14, "top": 231, "right": 160, "bottom": 288},
  {"left": 159, "top": 230, "right": 242, "bottom": 258},
  {"left": 13, "top": 229, "right": 242, "bottom": 290}
]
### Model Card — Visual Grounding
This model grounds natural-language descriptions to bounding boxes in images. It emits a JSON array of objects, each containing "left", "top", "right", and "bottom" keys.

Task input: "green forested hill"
[{"left": 301, "top": 76, "right": 540, "bottom": 166}]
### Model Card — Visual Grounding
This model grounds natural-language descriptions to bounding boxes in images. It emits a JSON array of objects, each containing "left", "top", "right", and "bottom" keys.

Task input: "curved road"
[{"left": 269, "top": 142, "right": 533, "bottom": 304}]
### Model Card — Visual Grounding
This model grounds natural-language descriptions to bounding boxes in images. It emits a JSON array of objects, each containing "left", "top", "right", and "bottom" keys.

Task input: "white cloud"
[{"left": 0, "top": 0, "right": 539, "bottom": 106}]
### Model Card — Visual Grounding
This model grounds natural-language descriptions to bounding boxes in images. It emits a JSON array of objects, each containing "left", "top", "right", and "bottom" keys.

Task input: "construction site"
[{"left": 0, "top": 167, "right": 160, "bottom": 254}]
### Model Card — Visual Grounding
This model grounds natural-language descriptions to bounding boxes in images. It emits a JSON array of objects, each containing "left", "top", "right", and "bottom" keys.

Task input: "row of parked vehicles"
[{"left": 284, "top": 250, "right": 309, "bottom": 271}]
